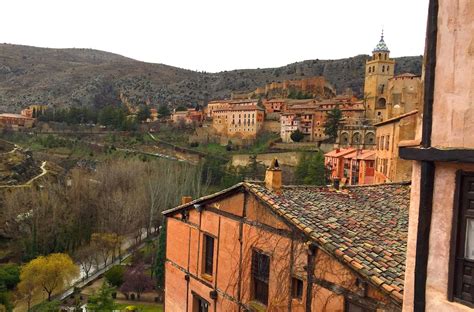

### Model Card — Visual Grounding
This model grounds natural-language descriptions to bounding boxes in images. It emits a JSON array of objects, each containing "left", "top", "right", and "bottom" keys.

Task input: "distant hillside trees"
[
  {"left": 157, "top": 104, "right": 171, "bottom": 118},
  {"left": 39, "top": 105, "right": 138, "bottom": 130}
]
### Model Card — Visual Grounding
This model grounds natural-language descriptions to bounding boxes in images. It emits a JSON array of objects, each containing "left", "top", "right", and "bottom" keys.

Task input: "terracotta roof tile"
[{"left": 244, "top": 182, "right": 410, "bottom": 303}]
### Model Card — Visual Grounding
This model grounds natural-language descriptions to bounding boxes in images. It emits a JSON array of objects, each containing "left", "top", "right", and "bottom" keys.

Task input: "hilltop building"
[
  {"left": 400, "top": 1, "right": 474, "bottom": 310},
  {"left": 171, "top": 108, "right": 204, "bottom": 125},
  {"left": 164, "top": 162, "right": 410, "bottom": 311}
]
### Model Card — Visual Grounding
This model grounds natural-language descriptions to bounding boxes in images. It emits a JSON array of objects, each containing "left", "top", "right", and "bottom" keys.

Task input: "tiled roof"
[
  {"left": 324, "top": 148, "right": 356, "bottom": 158},
  {"left": 245, "top": 182, "right": 410, "bottom": 303},
  {"left": 163, "top": 181, "right": 410, "bottom": 304}
]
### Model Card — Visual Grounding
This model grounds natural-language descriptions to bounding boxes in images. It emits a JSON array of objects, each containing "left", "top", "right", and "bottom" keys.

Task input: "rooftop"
[
  {"left": 245, "top": 182, "right": 410, "bottom": 303},
  {"left": 325, "top": 148, "right": 356, "bottom": 158},
  {"left": 163, "top": 180, "right": 411, "bottom": 304},
  {"left": 373, "top": 31, "right": 390, "bottom": 53}
]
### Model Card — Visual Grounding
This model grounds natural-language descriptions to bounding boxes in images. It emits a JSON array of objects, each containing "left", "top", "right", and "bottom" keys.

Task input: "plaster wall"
[{"left": 430, "top": 0, "right": 474, "bottom": 148}]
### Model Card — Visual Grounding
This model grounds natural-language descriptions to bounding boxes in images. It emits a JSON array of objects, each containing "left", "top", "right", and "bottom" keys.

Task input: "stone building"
[
  {"left": 163, "top": 162, "right": 410, "bottom": 311},
  {"left": 364, "top": 32, "right": 396, "bottom": 122},
  {"left": 373, "top": 111, "right": 419, "bottom": 184},
  {"left": 212, "top": 105, "right": 265, "bottom": 142},
  {"left": 399, "top": 0, "right": 474, "bottom": 311},
  {"left": 324, "top": 148, "right": 356, "bottom": 181}
]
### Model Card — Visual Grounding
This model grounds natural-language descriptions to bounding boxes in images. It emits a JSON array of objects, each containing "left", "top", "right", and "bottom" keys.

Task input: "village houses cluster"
[{"left": 163, "top": 1, "right": 473, "bottom": 311}]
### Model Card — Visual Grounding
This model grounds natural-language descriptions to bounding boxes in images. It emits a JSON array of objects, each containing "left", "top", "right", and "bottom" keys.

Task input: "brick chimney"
[
  {"left": 265, "top": 158, "right": 282, "bottom": 192},
  {"left": 181, "top": 196, "right": 193, "bottom": 205}
]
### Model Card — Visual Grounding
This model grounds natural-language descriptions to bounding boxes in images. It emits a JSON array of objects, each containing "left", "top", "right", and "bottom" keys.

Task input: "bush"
[
  {"left": 290, "top": 129, "right": 305, "bottom": 142},
  {"left": 105, "top": 265, "right": 125, "bottom": 288},
  {"left": 0, "top": 264, "right": 20, "bottom": 290}
]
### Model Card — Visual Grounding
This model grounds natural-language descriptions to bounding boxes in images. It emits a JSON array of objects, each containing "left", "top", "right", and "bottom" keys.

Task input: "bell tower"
[{"left": 364, "top": 30, "right": 395, "bottom": 122}]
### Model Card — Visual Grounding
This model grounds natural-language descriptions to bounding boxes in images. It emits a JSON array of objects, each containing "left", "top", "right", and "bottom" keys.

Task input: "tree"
[
  {"left": 31, "top": 300, "right": 60, "bottom": 312},
  {"left": 86, "top": 282, "right": 117, "bottom": 312},
  {"left": 120, "top": 264, "right": 154, "bottom": 299},
  {"left": 104, "top": 266, "right": 125, "bottom": 288},
  {"left": 175, "top": 105, "right": 187, "bottom": 112},
  {"left": 0, "top": 264, "right": 20, "bottom": 290},
  {"left": 295, "top": 152, "right": 327, "bottom": 185},
  {"left": 74, "top": 245, "right": 96, "bottom": 280},
  {"left": 323, "top": 108, "right": 342, "bottom": 142},
  {"left": 136, "top": 106, "right": 151, "bottom": 122},
  {"left": 290, "top": 129, "right": 305, "bottom": 142},
  {"left": 19, "top": 253, "right": 79, "bottom": 301},
  {"left": 154, "top": 226, "right": 166, "bottom": 291},
  {"left": 91, "top": 233, "right": 121, "bottom": 268},
  {"left": 157, "top": 105, "right": 170, "bottom": 118}
]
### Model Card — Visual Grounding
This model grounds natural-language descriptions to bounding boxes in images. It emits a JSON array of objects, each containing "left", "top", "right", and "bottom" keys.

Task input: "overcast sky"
[{"left": 2, "top": 0, "right": 429, "bottom": 72}]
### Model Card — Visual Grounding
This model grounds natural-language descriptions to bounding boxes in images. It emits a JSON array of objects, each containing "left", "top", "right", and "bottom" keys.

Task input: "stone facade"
[
  {"left": 212, "top": 105, "right": 265, "bottom": 141},
  {"left": 374, "top": 111, "right": 419, "bottom": 184}
]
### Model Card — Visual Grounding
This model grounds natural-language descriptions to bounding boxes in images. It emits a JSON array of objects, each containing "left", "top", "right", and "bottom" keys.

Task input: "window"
[
  {"left": 193, "top": 295, "right": 209, "bottom": 312},
  {"left": 385, "top": 135, "right": 390, "bottom": 150},
  {"left": 450, "top": 172, "right": 474, "bottom": 305},
  {"left": 203, "top": 234, "right": 214, "bottom": 276},
  {"left": 292, "top": 277, "right": 304, "bottom": 300},
  {"left": 345, "top": 299, "right": 375, "bottom": 312},
  {"left": 252, "top": 250, "right": 270, "bottom": 305}
]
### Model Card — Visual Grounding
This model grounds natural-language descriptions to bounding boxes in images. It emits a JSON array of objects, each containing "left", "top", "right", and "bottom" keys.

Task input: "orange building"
[
  {"left": 171, "top": 108, "right": 204, "bottom": 125},
  {"left": 324, "top": 148, "right": 356, "bottom": 181},
  {"left": 262, "top": 99, "right": 287, "bottom": 114},
  {"left": 163, "top": 163, "right": 409, "bottom": 311},
  {"left": 0, "top": 113, "right": 35, "bottom": 130}
]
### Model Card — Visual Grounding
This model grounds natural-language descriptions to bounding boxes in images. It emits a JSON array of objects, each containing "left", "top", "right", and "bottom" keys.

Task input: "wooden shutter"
[{"left": 454, "top": 174, "right": 474, "bottom": 304}]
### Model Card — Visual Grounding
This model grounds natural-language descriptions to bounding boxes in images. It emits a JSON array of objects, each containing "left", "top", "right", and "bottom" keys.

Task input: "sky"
[{"left": 1, "top": 0, "right": 429, "bottom": 73}]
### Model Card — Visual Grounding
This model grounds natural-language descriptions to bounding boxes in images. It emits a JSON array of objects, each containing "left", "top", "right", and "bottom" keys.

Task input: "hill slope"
[{"left": 0, "top": 44, "right": 422, "bottom": 111}]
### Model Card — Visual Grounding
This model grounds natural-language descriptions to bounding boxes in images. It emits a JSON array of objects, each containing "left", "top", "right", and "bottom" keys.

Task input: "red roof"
[{"left": 324, "top": 148, "right": 356, "bottom": 158}]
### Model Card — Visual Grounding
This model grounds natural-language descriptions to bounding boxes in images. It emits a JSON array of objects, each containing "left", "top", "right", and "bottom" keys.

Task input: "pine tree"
[{"left": 323, "top": 108, "right": 342, "bottom": 142}]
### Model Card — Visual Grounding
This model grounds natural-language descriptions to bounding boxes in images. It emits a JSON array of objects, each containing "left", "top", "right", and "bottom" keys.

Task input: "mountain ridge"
[{"left": 0, "top": 44, "right": 423, "bottom": 112}]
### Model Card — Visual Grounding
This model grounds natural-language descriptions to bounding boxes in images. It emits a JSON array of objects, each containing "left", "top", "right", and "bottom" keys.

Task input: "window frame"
[
  {"left": 291, "top": 277, "right": 304, "bottom": 300},
  {"left": 202, "top": 233, "right": 215, "bottom": 277},
  {"left": 251, "top": 249, "right": 271, "bottom": 306},
  {"left": 448, "top": 171, "right": 474, "bottom": 307},
  {"left": 344, "top": 298, "right": 376, "bottom": 312}
]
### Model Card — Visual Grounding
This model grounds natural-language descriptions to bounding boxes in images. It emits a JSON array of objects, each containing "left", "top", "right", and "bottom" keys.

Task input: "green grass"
[{"left": 116, "top": 303, "right": 163, "bottom": 312}]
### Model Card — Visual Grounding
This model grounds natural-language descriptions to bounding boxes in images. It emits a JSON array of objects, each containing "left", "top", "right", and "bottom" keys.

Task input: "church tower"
[{"left": 364, "top": 31, "right": 395, "bottom": 121}]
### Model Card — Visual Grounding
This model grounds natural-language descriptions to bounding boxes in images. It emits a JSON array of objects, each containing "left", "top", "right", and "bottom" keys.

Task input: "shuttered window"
[
  {"left": 452, "top": 173, "right": 474, "bottom": 306},
  {"left": 203, "top": 234, "right": 214, "bottom": 276},
  {"left": 252, "top": 250, "right": 270, "bottom": 305}
]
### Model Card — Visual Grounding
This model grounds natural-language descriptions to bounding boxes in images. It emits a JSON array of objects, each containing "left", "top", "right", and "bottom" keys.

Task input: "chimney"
[
  {"left": 181, "top": 196, "right": 193, "bottom": 205},
  {"left": 265, "top": 158, "right": 282, "bottom": 192}
]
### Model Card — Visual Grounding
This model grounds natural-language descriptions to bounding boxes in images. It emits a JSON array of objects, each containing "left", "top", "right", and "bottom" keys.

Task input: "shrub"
[{"left": 105, "top": 265, "right": 125, "bottom": 288}]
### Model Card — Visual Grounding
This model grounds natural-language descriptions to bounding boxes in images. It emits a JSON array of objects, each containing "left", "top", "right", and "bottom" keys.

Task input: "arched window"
[
  {"left": 341, "top": 132, "right": 349, "bottom": 146},
  {"left": 382, "top": 65, "right": 385, "bottom": 72},
  {"left": 368, "top": 67, "right": 371, "bottom": 73},
  {"left": 387, "top": 65, "right": 390, "bottom": 72},
  {"left": 378, "top": 53, "right": 381, "bottom": 59},
  {"left": 365, "top": 132, "right": 375, "bottom": 145},
  {"left": 373, "top": 66, "right": 375, "bottom": 72},
  {"left": 377, "top": 97, "right": 387, "bottom": 109},
  {"left": 352, "top": 132, "right": 361, "bottom": 145},
  {"left": 385, "top": 54, "right": 387, "bottom": 60}
]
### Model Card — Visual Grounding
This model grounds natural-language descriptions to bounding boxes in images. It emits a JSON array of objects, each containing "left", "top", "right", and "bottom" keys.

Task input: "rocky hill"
[{"left": 0, "top": 44, "right": 422, "bottom": 111}]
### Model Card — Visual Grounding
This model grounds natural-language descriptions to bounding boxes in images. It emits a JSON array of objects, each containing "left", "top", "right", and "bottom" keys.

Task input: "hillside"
[{"left": 0, "top": 44, "right": 422, "bottom": 111}]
